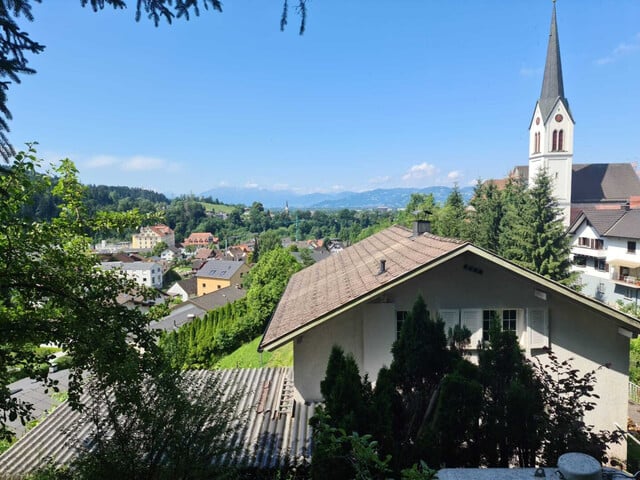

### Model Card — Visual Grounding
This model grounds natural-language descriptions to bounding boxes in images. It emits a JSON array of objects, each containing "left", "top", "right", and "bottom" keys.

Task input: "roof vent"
[
  {"left": 557, "top": 452, "right": 600, "bottom": 480},
  {"left": 378, "top": 259, "right": 386, "bottom": 275}
]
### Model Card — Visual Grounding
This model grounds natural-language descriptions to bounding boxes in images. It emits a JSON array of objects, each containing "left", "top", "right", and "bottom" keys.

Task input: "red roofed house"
[
  {"left": 131, "top": 224, "right": 175, "bottom": 249},
  {"left": 183, "top": 232, "right": 218, "bottom": 248},
  {"left": 260, "top": 222, "right": 640, "bottom": 460}
]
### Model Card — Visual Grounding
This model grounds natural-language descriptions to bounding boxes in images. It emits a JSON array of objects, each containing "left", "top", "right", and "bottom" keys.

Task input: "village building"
[
  {"left": 131, "top": 224, "right": 175, "bottom": 249},
  {"left": 195, "top": 259, "right": 250, "bottom": 296},
  {"left": 260, "top": 222, "right": 640, "bottom": 461},
  {"left": 183, "top": 232, "right": 218, "bottom": 248},
  {"left": 100, "top": 260, "right": 163, "bottom": 289}
]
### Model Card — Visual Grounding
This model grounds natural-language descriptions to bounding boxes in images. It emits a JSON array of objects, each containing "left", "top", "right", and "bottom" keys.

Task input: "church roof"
[
  {"left": 538, "top": 3, "right": 572, "bottom": 122},
  {"left": 514, "top": 163, "right": 640, "bottom": 204},
  {"left": 571, "top": 163, "right": 640, "bottom": 203}
]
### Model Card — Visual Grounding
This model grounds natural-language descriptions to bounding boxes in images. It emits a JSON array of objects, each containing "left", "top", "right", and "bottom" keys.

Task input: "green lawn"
[
  {"left": 198, "top": 202, "right": 237, "bottom": 214},
  {"left": 214, "top": 336, "right": 292, "bottom": 369}
]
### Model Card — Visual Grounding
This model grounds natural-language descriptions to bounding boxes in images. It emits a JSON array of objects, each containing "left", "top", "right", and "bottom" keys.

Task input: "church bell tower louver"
[{"left": 529, "top": 1, "right": 574, "bottom": 225}]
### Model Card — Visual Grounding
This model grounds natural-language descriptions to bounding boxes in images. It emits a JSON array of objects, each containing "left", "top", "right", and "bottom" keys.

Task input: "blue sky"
[{"left": 8, "top": 1, "right": 640, "bottom": 197}]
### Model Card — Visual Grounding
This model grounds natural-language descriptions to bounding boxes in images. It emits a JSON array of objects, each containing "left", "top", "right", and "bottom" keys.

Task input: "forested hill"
[
  {"left": 85, "top": 185, "right": 170, "bottom": 212},
  {"left": 21, "top": 181, "right": 172, "bottom": 221}
]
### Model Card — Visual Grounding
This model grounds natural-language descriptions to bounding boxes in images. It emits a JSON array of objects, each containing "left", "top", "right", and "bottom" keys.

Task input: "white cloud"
[
  {"left": 272, "top": 183, "right": 290, "bottom": 191},
  {"left": 83, "top": 154, "right": 181, "bottom": 173},
  {"left": 244, "top": 182, "right": 259, "bottom": 189},
  {"left": 595, "top": 32, "right": 640, "bottom": 65},
  {"left": 122, "top": 155, "right": 167, "bottom": 172},
  {"left": 402, "top": 162, "right": 438, "bottom": 181},
  {"left": 447, "top": 170, "right": 462, "bottom": 181},
  {"left": 86, "top": 155, "right": 119, "bottom": 168}
]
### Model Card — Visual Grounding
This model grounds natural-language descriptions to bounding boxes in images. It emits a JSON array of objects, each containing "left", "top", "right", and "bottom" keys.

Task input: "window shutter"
[
  {"left": 461, "top": 309, "right": 483, "bottom": 348},
  {"left": 528, "top": 308, "right": 549, "bottom": 349},
  {"left": 439, "top": 310, "right": 459, "bottom": 339}
]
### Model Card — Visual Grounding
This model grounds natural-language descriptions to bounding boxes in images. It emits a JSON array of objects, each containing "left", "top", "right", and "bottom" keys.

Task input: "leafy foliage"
[
  {"left": 0, "top": 146, "right": 161, "bottom": 434},
  {"left": 312, "top": 296, "right": 619, "bottom": 474}
]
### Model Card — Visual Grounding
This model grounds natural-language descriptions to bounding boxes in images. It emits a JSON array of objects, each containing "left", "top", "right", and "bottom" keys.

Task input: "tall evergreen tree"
[
  {"left": 467, "top": 180, "right": 503, "bottom": 252},
  {"left": 478, "top": 319, "right": 544, "bottom": 467},
  {"left": 501, "top": 169, "right": 574, "bottom": 285},
  {"left": 498, "top": 175, "right": 528, "bottom": 259},
  {"left": 433, "top": 185, "right": 466, "bottom": 239}
]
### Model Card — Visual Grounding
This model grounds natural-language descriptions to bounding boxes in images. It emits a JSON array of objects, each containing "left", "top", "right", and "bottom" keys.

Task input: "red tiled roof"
[
  {"left": 150, "top": 224, "right": 174, "bottom": 236},
  {"left": 260, "top": 225, "right": 465, "bottom": 349}
]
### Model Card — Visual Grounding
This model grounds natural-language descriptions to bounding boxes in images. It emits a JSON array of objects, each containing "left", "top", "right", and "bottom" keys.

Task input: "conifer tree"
[
  {"left": 433, "top": 185, "right": 466, "bottom": 239},
  {"left": 498, "top": 175, "right": 529, "bottom": 259},
  {"left": 502, "top": 169, "right": 574, "bottom": 285},
  {"left": 467, "top": 180, "right": 503, "bottom": 252}
]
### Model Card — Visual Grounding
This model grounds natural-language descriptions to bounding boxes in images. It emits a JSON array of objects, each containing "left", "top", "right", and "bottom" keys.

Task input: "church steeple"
[
  {"left": 539, "top": 2, "right": 567, "bottom": 120},
  {"left": 529, "top": 1, "right": 574, "bottom": 226}
]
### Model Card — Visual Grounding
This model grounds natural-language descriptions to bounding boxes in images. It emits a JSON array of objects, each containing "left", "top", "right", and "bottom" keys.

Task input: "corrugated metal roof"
[{"left": 0, "top": 368, "right": 315, "bottom": 476}]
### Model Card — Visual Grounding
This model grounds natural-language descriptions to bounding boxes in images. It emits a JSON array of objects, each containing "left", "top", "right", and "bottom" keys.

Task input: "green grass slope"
[{"left": 214, "top": 336, "right": 293, "bottom": 369}]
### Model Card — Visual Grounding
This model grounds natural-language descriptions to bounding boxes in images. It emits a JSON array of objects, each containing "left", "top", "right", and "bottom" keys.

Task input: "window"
[
  {"left": 482, "top": 310, "right": 496, "bottom": 342},
  {"left": 483, "top": 309, "right": 518, "bottom": 342},
  {"left": 629, "top": 241, "right": 637, "bottom": 254},
  {"left": 552, "top": 130, "right": 558, "bottom": 151},
  {"left": 502, "top": 309, "right": 517, "bottom": 332},
  {"left": 396, "top": 311, "right": 408, "bottom": 339},
  {"left": 578, "top": 237, "right": 603, "bottom": 250},
  {"left": 596, "top": 259, "right": 608, "bottom": 271},
  {"left": 573, "top": 255, "right": 587, "bottom": 267},
  {"left": 558, "top": 129, "right": 564, "bottom": 151},
  {"left": 533, "top": 132, "right": 541, "bottom": 154}
]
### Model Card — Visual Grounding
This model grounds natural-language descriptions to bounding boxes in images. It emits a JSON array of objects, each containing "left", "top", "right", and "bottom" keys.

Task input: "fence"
[{"left": 630, "top": 381, "right": 640, "bottom": 404}]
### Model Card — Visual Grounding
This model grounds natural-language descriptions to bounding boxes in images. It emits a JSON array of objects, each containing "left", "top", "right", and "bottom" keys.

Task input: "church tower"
[{"left": 529, "top": 1, "right": 574, "bottom": 225}]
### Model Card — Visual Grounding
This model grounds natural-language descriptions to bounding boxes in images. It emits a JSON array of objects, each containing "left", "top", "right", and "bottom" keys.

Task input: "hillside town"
[{"left": 3, "top": 2, "right": 640, "bottom": 480}]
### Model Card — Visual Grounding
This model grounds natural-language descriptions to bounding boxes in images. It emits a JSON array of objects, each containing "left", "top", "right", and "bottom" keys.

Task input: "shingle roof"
[
  {"left": 571, "top": 163, "right": 640, "bottom": 203},
  {"left": 568, "top": 208, "right": 626, "bottom": 236},
  {"left": 196, "top": 260, "right": 245, "bottom": 280},
  {"left": 190, "top": 286, "right": 247, "bottom": 311},
  {"left": 0, "top": 368, "right": 315, "bottom": 475},
  {"left": 260, "top": 225, "right": 465, "bottom": 349},
  {"left": 177, "top": 277, "right": 198, "bottom": 296},
  {"left": 604, "top": 209, "right": 640, "bottom": 239}
]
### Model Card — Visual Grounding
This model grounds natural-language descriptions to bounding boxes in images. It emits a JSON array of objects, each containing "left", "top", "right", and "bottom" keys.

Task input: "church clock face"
[{"left": 555, "top": 113, "right": 563, "bottom": 122}]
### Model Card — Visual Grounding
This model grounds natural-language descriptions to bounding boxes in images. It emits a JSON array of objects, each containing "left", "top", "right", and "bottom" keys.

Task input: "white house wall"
[{"left": 293, "top": 251, "right": 630, "bottom": 459}]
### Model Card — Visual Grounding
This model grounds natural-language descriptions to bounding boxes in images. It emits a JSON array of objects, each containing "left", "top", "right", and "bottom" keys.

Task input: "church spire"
[{"left": 539, "top": 1, "right": 568, "bottom": 120}]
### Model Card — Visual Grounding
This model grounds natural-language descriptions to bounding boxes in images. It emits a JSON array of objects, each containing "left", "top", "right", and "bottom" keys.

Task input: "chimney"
[
  {"left": 413, "top": 220, "right": 431, "bottom": 236},
  {"left": 378, "top": 259, "right": 386, "bottom": 275},
  {"left": 630, "top": 196, "right": 640, "bottom": 210}
]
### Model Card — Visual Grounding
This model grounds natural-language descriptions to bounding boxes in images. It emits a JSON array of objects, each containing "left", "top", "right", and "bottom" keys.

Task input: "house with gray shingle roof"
[
  {"left": 260, "top": 222, "right": 640, "bottom": 461},
  {"left": 569, "top": 202, "right": 640, "bottom": 306},
  {"left": 196, "top": 259, "right": 250, "bottom": 296}
]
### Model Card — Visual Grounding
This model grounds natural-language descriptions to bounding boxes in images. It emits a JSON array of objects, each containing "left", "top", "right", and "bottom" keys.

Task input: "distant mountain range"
[{"left": 199, "top": 186, "right": 475, "bottom": 210}]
